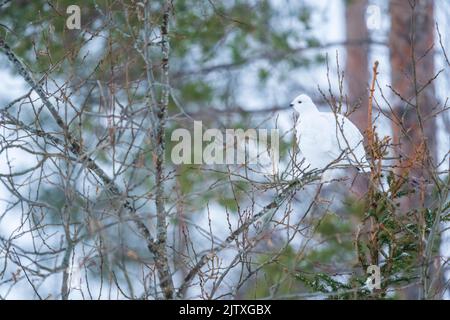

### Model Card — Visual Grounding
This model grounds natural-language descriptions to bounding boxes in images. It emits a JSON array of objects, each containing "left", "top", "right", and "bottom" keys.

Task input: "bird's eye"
[{"left": 298, "top": 100, "right": 302, "bottom": 104}]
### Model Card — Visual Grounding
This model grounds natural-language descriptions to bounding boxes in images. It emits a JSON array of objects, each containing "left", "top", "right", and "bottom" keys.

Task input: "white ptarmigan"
[{"left": 291, "top": 94, "right": 370, "bottom": 173}]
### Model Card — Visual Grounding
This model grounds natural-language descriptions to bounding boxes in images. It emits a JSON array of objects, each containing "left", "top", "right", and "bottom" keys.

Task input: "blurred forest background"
[{"left": 0, "top": 0, "right": 449, "bottom": 299}]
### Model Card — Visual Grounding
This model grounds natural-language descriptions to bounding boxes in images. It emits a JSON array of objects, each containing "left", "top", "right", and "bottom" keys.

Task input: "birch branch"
[{"left": 0, "top": 38, "right": 158, "bottom": 277}]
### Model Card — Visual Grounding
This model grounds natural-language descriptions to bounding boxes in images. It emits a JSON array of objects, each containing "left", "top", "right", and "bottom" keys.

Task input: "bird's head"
[{"left": 290, "top": 94, "right": 316, "bottom": 114}]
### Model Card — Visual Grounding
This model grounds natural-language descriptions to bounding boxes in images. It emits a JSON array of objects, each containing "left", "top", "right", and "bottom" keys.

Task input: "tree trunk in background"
[
  {"left": 389, "top": 0, "right": 438, "bottom": 299},
  {"left": 345, "top": 0, "right": 369, "bottom": 132},
  {"left": 389, "top": 0, "right": 437, "bottom": 177},
  {"left": 345, "top": 0, "right": 369, "bottom": 196}
]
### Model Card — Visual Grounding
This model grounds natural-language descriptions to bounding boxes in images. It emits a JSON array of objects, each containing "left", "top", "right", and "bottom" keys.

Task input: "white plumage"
[{"left": 291, "top": 94, "right": 370, "bottom": 173}]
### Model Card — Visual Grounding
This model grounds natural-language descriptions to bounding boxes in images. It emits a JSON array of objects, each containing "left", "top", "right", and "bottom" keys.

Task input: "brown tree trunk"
[
  {"left": 389, "top": 0, "right": 437, "bottom": 179},
  {"left": 345, "top": 0, "right": 370, "bottom": 196},
  {"left": 389, "top": 0, "right": 438, "bottom": 299},
  {"left": 345, "top": 0, "right": 370, "bottom": 132}
]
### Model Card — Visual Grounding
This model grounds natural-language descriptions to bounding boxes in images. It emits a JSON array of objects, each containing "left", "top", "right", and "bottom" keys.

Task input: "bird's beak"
[{"left": 289, "top": 103, "right": 294, "bottom": 107}]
